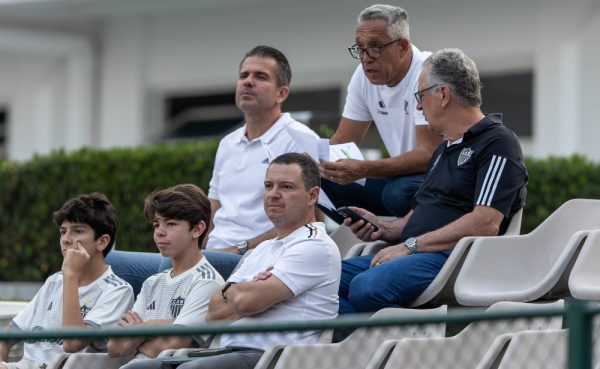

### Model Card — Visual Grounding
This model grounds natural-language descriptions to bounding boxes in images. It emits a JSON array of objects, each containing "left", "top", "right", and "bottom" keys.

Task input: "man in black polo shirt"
[{"left": 338, "top": 48, "right": 527, "bottom": 313}]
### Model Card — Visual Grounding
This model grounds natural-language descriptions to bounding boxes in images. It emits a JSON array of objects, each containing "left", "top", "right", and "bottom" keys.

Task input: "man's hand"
[
  {"left": 320, "top": 159, "right": 367, "bottom": 184},
  {"left": 61, "top": 242, "right": 90, "bottom": 277},
  {"left": 342, "top": 207, "right": 383, "bottom": 241},
  {"left": 370, "top": 244, "right": 411, "bottom": 267},
  {"left": 215, "top": 246, "right": 241, "bottom": 255},
  {"left": 117, "top": 310, "right": 143, "bottom": 328},
  {"left": 252, "top": 266, "right": 274, "bottom": 281}
]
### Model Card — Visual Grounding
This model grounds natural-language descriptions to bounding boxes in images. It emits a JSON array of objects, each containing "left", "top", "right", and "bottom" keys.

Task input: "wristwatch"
[
  {"left": 404, "top": 237, "right": 418, "bottom": 254},
  {"left": 221, "top": 282, "right": 237, "bottom": 299},
  {"left": 233, "top": 240, "right": 249, "bottom": 255}
]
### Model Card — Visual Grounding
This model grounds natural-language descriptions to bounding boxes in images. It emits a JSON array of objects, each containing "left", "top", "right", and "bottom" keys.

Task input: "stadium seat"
[
  {"left": 358, "top": 208, "right": 524, "bottom": 308},
  {"left": 328, "top": 224, "right": 363, "bottom": 258},
  {"left": 46, "top": 352, "right": 134, "bottom": 369},
  {"left": 569, "top": 229, "right": 600, "bottom": 300},
  {"left": 454, "top": 199, "right": 600, "bottom": 306},
  {"left": 366, "top": 300, "right": 563, "bottom": 369},
  {"left": 474, "top": 332, "right": 515, "bottom": 369},
  {"left": 490, "top": 329, "right": 567, "bottom": 369},
  {"left": 252, "top": 305, "right": 447, "bottom": 369}
]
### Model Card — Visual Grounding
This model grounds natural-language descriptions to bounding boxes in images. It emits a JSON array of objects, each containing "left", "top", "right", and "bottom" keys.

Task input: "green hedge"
[
  {"left": 521, "top": 154, "right": 600, "bottom": 232},
  {"left": 0, "top": 144, "right": 599, "bottom": 281},
  {"left": 0, "top": 142, "right": 218, "bottom": 281}
]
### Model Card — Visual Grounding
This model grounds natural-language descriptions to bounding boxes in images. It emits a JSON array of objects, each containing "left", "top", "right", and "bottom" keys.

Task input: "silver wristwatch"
[
  {"left": 404, "top": 237, "right": 417, "bottom": 254},
  {"left": 233, "top": 240, "right": 249, "bottom": 255}
]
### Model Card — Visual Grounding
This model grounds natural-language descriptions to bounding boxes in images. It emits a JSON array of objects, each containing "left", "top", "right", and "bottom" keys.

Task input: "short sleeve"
[
  {"left": 341, "top": 66, "right": 373, "bottom": 122},
  {"left": 270, "top": 241, "right": 336, "bottom": 296},
  {"left": 474, "top": 134, "right": 527, "bottom": 217},
  {"left": 11, "top": 283, "right": 46, "bottom": 330},
  {"left": 207, "top": 140, "right": 226, "bottom": 200},
  {"left": 83, "top": 284, "right": 134, "bottom": 328}
]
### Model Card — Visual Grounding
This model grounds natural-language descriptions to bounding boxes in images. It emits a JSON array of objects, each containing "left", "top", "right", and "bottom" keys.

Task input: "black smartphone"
[
  {"left": 336, "top": 206, "right": 379, "bottom": 232},
  {"left": 187, "top": 347, "right": 248, "bottom": 357}
]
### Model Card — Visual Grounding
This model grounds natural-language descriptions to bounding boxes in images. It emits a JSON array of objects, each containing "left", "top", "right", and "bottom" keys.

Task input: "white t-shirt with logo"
[
  {"left": 132, "top": 256, "right": 224, "bottom": 327},
  {"left": 11, "top": 266, "right": 134, "bottom": 367},
  {"left": 206, "top": 113, "right": 318, "bottom": 250},
  {"left": 220, "top": 222, "right": 341, "bottom": 350},
  {"left": 342, "top": 44, "right": 432, "bottom": 157}
]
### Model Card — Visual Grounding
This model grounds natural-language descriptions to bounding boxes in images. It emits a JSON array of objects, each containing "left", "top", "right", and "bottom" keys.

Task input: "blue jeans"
[
  {"left": 106, "top": 250, "right": 241, "bottom": 296},
  {"left": 321, "top": 174, "right": 424, "bottom": 222},
  {"left": 338, "top": 251, "right": 451, "bottom": 314}
]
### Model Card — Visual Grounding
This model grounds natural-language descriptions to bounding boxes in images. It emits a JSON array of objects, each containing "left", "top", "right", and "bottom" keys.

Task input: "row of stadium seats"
[
  {"left": 11, "top": 198, "right": 600, "bottom": 368},
  {"left": 332, "top": 198, "right": 600, "bottom": 308}
]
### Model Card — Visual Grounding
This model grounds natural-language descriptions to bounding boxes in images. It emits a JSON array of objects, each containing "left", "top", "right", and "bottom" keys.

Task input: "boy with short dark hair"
[
  {"left": 107, "top": 184, "right": 224, "bottom": 368},
  {"left": 0, "top": 193, "right": 134, "bottom": 369}
]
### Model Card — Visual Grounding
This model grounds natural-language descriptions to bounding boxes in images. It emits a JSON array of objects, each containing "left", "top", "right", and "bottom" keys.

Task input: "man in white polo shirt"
[
  {"left": 124, "top": 153, "right": 341, "bottom": 369},
  {"left": 204, "top": 45, "right": 319, "bottom": 255},
  {"left": 106, "top": 45, "right": 318, "bottom": 292}
]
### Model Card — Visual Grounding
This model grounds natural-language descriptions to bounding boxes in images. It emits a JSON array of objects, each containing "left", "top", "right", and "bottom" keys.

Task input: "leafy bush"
[
  {"left": 0, "top": 145, "right": 598, "bottom": 281},
  {"left": 522, "top": 154, "right": 600, "bottom": 233},
  {"left": 0, "top": 142, "right": 218, "bottom": 281}
]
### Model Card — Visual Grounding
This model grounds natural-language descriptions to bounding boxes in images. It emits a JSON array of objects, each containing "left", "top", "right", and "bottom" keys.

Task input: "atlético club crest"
[{"left": 457, "top": 147, "right": 474, "bottom": 166}]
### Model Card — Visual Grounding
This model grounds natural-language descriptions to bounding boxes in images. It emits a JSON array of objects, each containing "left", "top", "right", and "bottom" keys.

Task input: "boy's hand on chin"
[{"left": 62, "top": 242, "right": 90, "bottom": 277}]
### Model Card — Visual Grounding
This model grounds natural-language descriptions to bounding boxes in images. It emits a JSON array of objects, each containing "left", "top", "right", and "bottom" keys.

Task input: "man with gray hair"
[
  {"left": 338, "top": 48, "right": 527, "bottom": 313},
  {"left": 320, "top": 4, "right": 442, "bottom": 219}
]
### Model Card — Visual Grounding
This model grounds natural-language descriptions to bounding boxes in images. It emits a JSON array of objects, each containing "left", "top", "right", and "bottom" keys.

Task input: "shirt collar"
[
  {"left": 234, "top": 113, "right": 292, "bottom": 144},
  {"left": 463, "top": 113, "right": 503, "bottom": 140}
]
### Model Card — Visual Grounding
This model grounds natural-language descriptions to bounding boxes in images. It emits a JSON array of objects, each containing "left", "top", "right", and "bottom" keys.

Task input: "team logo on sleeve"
[{"left": 457, "top": 147, "right": 474, "bottom": 166}]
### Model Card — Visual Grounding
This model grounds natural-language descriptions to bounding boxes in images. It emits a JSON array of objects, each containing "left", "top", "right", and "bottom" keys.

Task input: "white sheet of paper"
[
  {"left": 329, "top": 142, "right": 365, "bottom": 161},
  {"left": 328, "top": 143, "right": 366, "bottom": 186},
  {"left": 317, "top": 190, "right": 337, "bottom": 211},
  {"left": 317, "top": 139, "right": 330, "bottom": 161}
]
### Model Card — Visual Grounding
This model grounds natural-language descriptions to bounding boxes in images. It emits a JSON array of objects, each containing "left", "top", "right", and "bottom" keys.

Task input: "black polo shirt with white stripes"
[{"left": 401, "top": 113, "right": 528, "bottom": 240}]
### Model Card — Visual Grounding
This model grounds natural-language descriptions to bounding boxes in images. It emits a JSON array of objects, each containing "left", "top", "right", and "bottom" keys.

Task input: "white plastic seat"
[
  {"left": 569, "top": 229, "right": 600, "bottom": 300},
  {"left": 328, "top": 224, "right": 363, "bottom": 258},
  {"left": 330, "top": 216, "right": 396, "bottom": 259},
  {"left": 367, "top": 300, "right": 563, "bottom": 369},
  {"left": 46, "top": 352, "right": 134, "bottom": 369},
  {"left": 494, "top": 329, "right": 567, "bottom": 369},
  {"left": 252, "top": 305, "right": 447, "bottom": 369},
  {"left": 359, "top": 208, "right": 524, "bottom": 308},
  {"left": 455, "top": 199, "right": 600, "bottom": 306},
  {"left": 475, "top": 332, "right": 515, "bottom": 369}
]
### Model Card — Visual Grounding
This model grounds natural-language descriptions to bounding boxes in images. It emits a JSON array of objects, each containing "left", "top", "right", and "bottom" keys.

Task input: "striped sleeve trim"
[
  {"left": 476, "top": 155, "right": 507, "bottom": 206},
  {"left": 304, "top": 224, "right": 318, "bottom": 238},
  {"left": 195, "top": 264, "right": 217, "bottom": 280}
]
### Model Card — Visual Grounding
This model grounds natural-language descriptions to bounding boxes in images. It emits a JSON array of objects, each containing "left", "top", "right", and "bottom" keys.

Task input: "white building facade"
[{"left": 0, "top": 0, "right": 598, "bottom": 161}]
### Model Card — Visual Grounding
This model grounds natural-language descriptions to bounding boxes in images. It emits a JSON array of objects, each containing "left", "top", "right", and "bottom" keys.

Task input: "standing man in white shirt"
[
  {"left": 106, "top": 46, "right": 319, "bottom": 294},
  {"left": 320, "top": 4, "right": 442, "bottom": 220}
]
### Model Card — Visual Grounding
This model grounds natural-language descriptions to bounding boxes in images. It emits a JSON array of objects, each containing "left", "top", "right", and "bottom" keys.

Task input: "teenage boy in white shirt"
[
  {"left": 0, "top": 193, "right": 134, "bottom": 369},
  {"left": 107, "top": 184, "right": 224, "bottom": 368}
]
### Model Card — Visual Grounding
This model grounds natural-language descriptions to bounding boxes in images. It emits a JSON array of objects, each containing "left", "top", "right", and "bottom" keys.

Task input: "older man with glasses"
[
  {"left": 320, "top": 4, "right": 442, "bottom": 221},
  {"left": 338, "top": 48, "right": 528, "bottom": 314}
]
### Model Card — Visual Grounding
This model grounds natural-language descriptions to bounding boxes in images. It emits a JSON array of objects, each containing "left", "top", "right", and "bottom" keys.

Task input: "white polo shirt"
[
  {"left": 342, "top": 44, "right": 431, "bottom": 157},
  {"left": 220, "top": 222, "right": 341, "bottom": 350},
  {"left": 206, "top": 113, "right": 318, "bottom": 250}
]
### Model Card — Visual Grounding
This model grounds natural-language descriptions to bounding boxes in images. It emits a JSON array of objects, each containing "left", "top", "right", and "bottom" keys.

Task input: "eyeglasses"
[
  {"left": 414, "top": 84, "right": 439, "bottom": 104},
  {"left": 348, "top": 39, "right": 402, "bottom": 59}
]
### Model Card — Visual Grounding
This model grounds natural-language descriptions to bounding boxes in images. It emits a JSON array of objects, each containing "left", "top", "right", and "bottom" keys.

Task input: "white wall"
[
  {"left": 2, "top": 0, "right": 600, "bottom": 161},
  {"left": 0, "top": 27, "right": 93, "bottom": 160}
]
